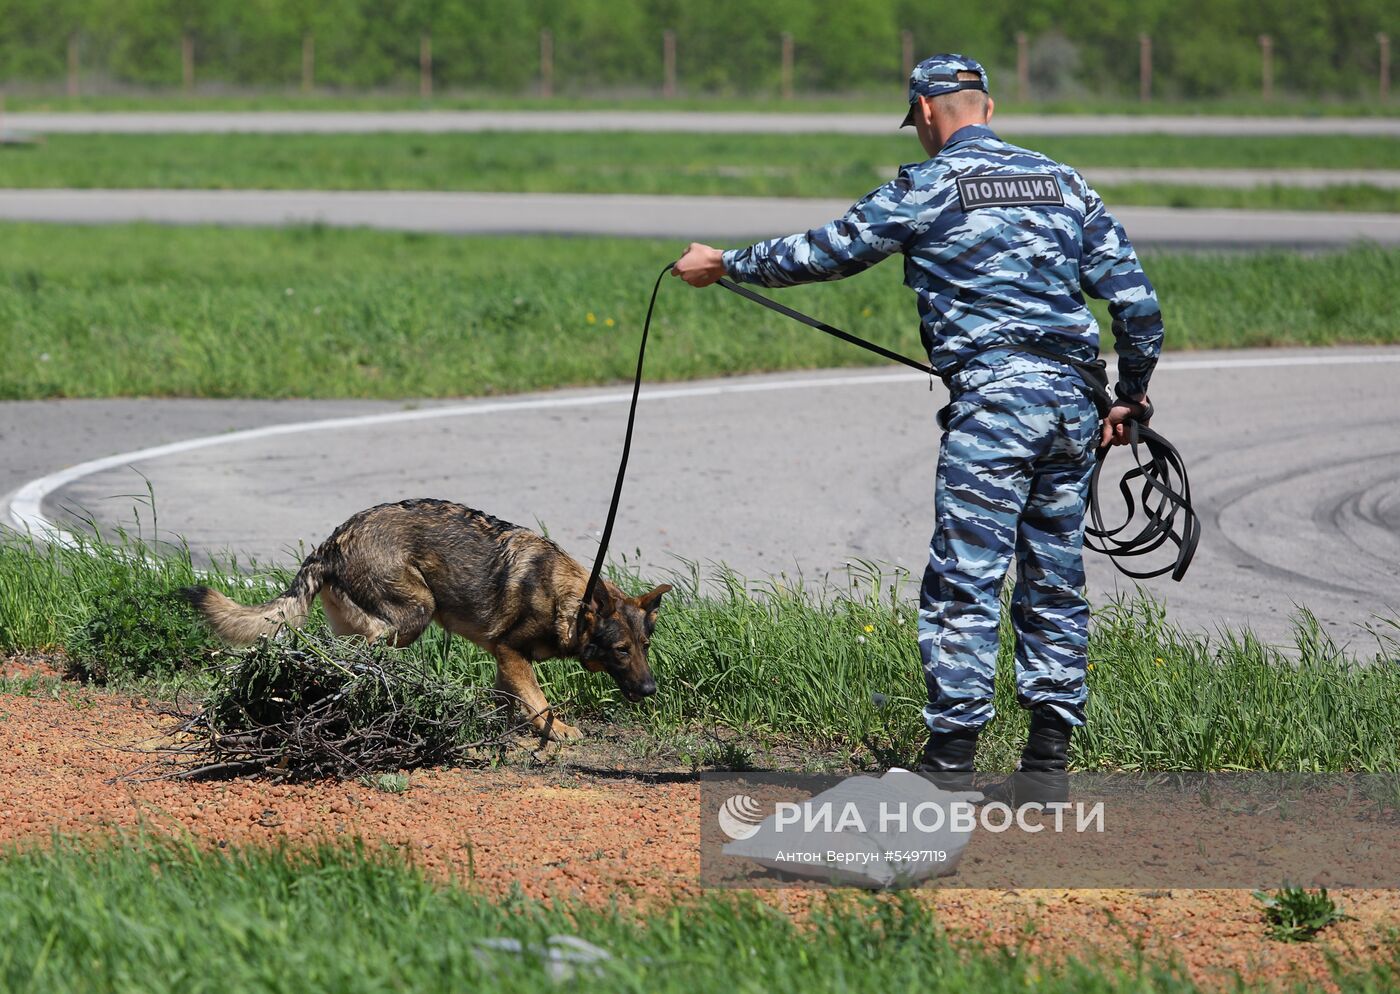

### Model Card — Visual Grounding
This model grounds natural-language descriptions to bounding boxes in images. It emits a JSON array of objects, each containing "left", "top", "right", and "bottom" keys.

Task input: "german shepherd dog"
[{"left": 182, "top": 499, "right": 670, "bottom": 741}]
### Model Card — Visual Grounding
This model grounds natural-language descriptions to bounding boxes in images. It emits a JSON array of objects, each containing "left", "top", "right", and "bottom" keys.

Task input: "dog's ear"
[
  {"left": 576, "top": 605, "right": 605, "bottom": 671},
  {"left": 634, "top": 583, "right": 672, "bottom": 616},
  {"left": 579, "top": 582, "right": 616, "bottom": 633},
  {"left": 591, "top": 581, "right": 616, "bottom": 616}
]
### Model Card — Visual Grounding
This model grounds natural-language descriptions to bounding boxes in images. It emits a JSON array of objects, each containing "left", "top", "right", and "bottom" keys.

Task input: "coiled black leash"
[
  {"left": 580, "top": 267, "right": 1198, "bottom": 624},
  {"left": 1085, "top": 416, "right": 1200, "bottom": 581},
  {"left": 1010, "top": 344, "right": 1199, "bottom": 581}
]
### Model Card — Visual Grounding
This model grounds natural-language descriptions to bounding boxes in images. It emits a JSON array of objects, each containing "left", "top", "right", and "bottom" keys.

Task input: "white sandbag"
[{"left": 721, "top": 769, "right": 977, "bottom": 889}]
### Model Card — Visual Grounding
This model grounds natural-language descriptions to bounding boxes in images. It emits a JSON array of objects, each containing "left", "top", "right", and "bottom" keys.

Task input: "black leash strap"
[
  {"left": 716, "top": 278, "right": 936, "bottom": 376},
  {"left": 578, "top": 263, "right": 672, "bottom": 628}
]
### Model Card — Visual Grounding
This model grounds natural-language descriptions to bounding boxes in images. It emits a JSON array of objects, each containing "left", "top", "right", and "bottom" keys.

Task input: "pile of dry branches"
[{"left": 130, "top": 631, "right": 527, "bottom": 781}]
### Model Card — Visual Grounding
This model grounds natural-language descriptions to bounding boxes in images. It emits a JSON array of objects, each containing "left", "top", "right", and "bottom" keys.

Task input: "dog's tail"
[{"left": 181, "top": 553, "right": 326, "bottom": 646}]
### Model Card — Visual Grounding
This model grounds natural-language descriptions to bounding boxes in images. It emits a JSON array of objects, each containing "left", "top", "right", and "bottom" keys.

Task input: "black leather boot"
[
  {"left": 1013, "top": 706, "right": 1072, "bottom": 805},
  {"left": 916, "top": 729, "right": 978, "bottom": 791}
]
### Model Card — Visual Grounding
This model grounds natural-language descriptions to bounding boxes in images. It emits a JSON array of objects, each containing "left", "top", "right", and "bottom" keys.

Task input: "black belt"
[{"left": 580, "top": 268, "right": 1198, "bottom": 621}]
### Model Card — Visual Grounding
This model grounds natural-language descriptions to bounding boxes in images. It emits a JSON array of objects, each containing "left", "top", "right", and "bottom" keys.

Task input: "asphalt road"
[
  {"left": 7, "top": 111, "right": 1400, "bottom": 136},
  {"left": 5, "top": 347, "right": 1399, "bottom": 651},
  {"left": 2, "top": 189, "right": 1398, "bottom": 246}
]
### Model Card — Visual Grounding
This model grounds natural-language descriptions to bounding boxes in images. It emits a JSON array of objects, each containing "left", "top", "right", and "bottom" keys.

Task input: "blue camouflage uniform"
[{"left": 722, "top": 55, "right": 1164, "bottom": 738}]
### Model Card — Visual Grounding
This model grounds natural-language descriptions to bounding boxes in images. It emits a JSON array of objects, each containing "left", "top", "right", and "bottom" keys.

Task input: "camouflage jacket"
[{"left": 721, "top": 124, "right": 1163, "bottom": 398}]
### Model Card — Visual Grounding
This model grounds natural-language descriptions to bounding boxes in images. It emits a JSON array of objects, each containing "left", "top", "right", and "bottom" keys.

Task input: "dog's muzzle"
[{"left": 623, "top": 676, "right": 657, "bottom": 703}]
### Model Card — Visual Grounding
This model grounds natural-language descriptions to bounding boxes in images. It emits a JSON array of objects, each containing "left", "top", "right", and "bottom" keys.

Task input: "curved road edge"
[{"left": 5, "top": 348, "right": 1400, "bottom": 650}]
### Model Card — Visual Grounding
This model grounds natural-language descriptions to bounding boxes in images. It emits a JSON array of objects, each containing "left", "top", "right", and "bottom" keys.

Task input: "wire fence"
[{"left": 0, "top": 2, "right": 1394, "bottom": 103}]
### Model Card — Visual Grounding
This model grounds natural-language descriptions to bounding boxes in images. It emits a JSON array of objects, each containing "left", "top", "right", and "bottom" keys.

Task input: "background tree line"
[{"left": 0, "top": 0, "right": 1393, "bottom": 99}]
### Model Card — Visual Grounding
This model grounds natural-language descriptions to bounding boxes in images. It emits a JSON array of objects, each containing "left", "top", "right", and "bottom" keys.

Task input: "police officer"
[{"left": 672, "top": 54, "right": 1163, "bottom": 794}]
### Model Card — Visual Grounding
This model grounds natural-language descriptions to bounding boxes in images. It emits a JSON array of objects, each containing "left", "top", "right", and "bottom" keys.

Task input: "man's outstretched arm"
[{"left": 673, "top": 174, "right": 929, "bottom": 288}]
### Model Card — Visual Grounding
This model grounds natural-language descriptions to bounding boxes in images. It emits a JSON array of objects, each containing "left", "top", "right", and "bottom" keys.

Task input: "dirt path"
[{"left": 0, "top": 663, "right": 1395, "bottom": 990}]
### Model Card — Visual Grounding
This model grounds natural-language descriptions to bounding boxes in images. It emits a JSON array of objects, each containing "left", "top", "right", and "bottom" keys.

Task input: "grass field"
[
  {"left": 3, "top": 835, "right": 1390, "bottom": 994},
  {"left": 4, "top": 531, "right": 1398, "bottom": 773},
  {"left": 7, "top": 90, "right": 1400, "bottom": 117},
  {"left": 1, "top": 132, "right": 1397, "bottom": 210},
  {"left": 2, "top": 224, "right": 1397, "bottom": 401}
]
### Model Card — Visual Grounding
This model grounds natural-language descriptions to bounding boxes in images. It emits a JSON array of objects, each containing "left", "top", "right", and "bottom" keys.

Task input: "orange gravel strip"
[{"left": 0, "top": 661, "right": 1395, "bottom": 991}]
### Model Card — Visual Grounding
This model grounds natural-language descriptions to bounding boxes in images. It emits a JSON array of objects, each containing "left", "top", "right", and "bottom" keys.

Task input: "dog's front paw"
[{"left": 542, "top": 718, "right": 583, "bottom": 742}]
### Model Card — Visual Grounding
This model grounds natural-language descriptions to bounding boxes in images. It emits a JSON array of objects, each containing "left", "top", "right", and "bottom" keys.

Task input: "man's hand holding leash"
[
  {"left": 672, "top": 243, "right": 725, "bottom": 287},
  {"left": 1101, "top": 396, "right": 1152, "bottom": 448}
]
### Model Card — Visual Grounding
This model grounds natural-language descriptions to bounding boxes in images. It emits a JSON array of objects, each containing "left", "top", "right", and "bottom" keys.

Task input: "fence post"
[
  {"left": 1259, "top": 34, "right": 1273, "bottom": 100},
  {"left": 662, "top": 29, "right": 676, "bottom": 98},
  {"left": 900, "top": 29, "right": 914, "bottom": 82},
  {"left": 181, "top": 32, "right": 194, "bottom": 93},
  {"left": 1016, "top": 31, "right": 1029, "bottom": 102},
  {"left": 1380, "top": 33, "right": 1392, "bottom": 101},
  {"left": 1138, "top": 33, "right": 1151, "bottom": 103},
  {"left": 540, "top": 29, "right": 554, "bottom": 98},
  {"left": 67, "top": 33, "right": 79, "bottom": 97},
  {"left": 420, "top": 33, "right": 432, "bottom": 98},
  {"left": 781, "top": 32, "right": 794, "bottom": 100},
  {"left": 302, "top": 34, "right": 314, "bottom": 92}
]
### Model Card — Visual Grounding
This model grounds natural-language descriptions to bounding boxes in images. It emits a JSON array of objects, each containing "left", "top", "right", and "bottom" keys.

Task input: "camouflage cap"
[{"left": 901, "top": 53, "right": 990, "bottom": 128}]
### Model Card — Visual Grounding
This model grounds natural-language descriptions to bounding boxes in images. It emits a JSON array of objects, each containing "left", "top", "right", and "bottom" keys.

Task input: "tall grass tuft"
[
  {"left": 1077, "top": 598, "right": 1400, "bottom": 772},
  {"left": 0, "top": 525, "right": 286, "bottom": 684}
]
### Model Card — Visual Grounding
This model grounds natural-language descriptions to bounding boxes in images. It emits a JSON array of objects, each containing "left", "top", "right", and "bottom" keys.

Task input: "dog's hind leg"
[
  {"left": 492, "top": 646, "right": 581, "bottom": 742},
  {"left": 323, "top": 585, "right": 433, "bottom": 648},
  {"left": 374, "top": 568, "right": 437, "bottom": 648},
  {"left": 381, "top": 602, "right": 434, "bottom": 648},
  {"left": 322, "top": 586, "right": 389, "bottom": 642}
]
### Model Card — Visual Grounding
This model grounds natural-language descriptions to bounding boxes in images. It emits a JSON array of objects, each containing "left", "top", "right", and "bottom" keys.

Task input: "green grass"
[
  {"left": 4, "top": 530, "right": 1399, "bottom": 773},
  {"left": 1, "top": 132, "right": 1397, "bottom": 205},
  {"left": 6, "top": 835, "right": 1392, "bottom": 994},
  {"left": 0, "top": 514, "right": 270, "bottom": 668},
  {"left": 1256, "top": 887, "right": 1354, "bottom": 943},
  {"left": 358, "top": 771, "right": 411, "bottom": 793},
  {"left": 2, "top": 223, "right": 1398, "bottom": 401},
  {"left": 7, "top": 90, "right": 1400, "bottom": 117}
]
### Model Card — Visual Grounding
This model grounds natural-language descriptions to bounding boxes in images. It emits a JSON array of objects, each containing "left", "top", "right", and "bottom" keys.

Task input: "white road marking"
[{"left": 8, "top": 352, "right": 1400, "bottom": 552}]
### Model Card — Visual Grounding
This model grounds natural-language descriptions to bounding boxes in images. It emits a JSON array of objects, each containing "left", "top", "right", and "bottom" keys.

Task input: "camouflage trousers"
[{"left": 918, "top": 356, "right": 1100, "bottom": 736}]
